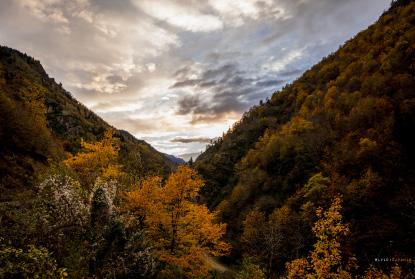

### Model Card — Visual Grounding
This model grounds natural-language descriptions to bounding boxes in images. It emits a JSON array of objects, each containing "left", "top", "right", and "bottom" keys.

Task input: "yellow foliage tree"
[
  {"left": 64, "top": 129, "right": 122, "bottom": 189},
  {"left": 285, "top": 197, "right": 409, "bottom": 279},
  {"left": 124, "top": 166, "right": 230, "bottom": 278},
  {"left": 285, "top": 196, "right": 354, "bottom": 279}
]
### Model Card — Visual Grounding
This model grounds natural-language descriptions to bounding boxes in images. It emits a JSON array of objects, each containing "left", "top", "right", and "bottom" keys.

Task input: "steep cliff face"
[
  {"left": 0, "top": 46, "right": 174, "bottom": 193},
  {"left": 195, "top": 1, "right": 415, "bottom": 266}
]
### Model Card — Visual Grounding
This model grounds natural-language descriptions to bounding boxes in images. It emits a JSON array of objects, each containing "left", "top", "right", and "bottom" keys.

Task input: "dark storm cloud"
[
  {"left": 173, "top": 65, "right": 193, "bottom": 78},
  {"left": 171, "top": 64, "right": 240, "bottom": 89},
  {"left": 193, "top": 90, "right": 249, "bottom": 115},
  {"left": 173, "top": 62, "right": 285, "bottom": 123},
  {"left": 170, "top": 79, "right": 202, "bottom": 88},
  {"left": 176, "top": 88, "right": 256, "bottom": 124},
  {"left": 255, "top": 79, "right": 285, "bottom": 87},
  {"left": 201, "top": 63, "right": 236, "bottom": 80},
  {"left": 177, "top": 95, "right": 201, "bottom": 115},
  {"left": 171, "top": 136, "right": 212, "bottom": 143},
  {"left": 199, "top": 81, "right": 217, "bottom": 88}
]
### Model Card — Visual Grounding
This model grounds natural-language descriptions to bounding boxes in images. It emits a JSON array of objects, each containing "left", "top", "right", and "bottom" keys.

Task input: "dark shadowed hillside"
[
  {"left": 0, "top": 46, "right": 174, "bottom": 194},
  {"left": 195, "top": 0, "right": 415, "bottom": 273}
]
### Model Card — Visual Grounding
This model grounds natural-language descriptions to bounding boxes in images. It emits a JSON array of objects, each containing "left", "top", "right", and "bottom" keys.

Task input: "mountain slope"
[
  {"left": 0, "top": 46, "right": 174, "bottom": 194},
  {"left": 162, "top": 153, "right": 186, "bottom": 164},
  {"left": 195, "top": 0, "right": 415, "bottom": 268}
]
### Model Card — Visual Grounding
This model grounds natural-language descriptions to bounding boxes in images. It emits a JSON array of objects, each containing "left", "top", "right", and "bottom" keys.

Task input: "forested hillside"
[
  {"left": 196, "top": 0, "right": 415, "bottom": 275},
  {"left": 0, "top": 44, "right": 230, "bottom": 278},
  {"left": 0, "top": 46, "right": 174, "bottom": 194},
  {"left": 1, "top": 0, "right": 414, "bottom": 278}
]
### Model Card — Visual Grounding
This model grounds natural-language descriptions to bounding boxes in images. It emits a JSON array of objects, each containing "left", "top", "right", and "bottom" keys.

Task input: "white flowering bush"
[{"left": 38, "top": 174, "right": 89, "bottom": 231}]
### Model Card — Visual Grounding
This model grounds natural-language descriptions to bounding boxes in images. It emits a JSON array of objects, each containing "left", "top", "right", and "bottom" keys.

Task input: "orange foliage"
[
  {"left": 124, "top": 166, "right": 230, "bottom": 277},
  {"left": 64, "top": 129, "right": 122, "bottom": 188},
  {"left": 285, "top": 196, "right": 354, "bottom": 279}
]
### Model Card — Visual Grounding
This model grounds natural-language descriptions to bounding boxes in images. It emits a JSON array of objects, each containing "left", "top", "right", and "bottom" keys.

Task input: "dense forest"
[
  {"left": 1, "top": 0, "right": 414, "bottom": 278},
  {"left": 196, "top": 0, "right": 415, "bottom": 277}
]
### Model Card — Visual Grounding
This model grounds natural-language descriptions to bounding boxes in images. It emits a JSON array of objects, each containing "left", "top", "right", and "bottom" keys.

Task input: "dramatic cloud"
[
  {"left": 0, "top": 0, "right": 390, "bottom": 157},
  {"left": 172, "top": 62, "right": 282, "bottom": 124},
  {"left": 171, "top": 137, "right": 212, "bottom": 144}
]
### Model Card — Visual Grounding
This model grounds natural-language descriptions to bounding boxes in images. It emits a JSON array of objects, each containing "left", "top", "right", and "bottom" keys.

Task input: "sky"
[{"left": 0, "top": 0, "right": 390, "bottom": 160}]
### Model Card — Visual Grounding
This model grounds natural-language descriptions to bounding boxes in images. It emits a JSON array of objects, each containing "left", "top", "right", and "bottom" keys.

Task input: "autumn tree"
[
  {"left": 285, "top": 196, "right": 413, "bottom": 279},
  {"left": 124, "top": 166, "right": 230, "bottom": 278},
  {"left": 64, "top": 129, "right": 122, "bottom": 190},
  {"left": 285, "top": 196, "right": 354, "bottom": 279}
]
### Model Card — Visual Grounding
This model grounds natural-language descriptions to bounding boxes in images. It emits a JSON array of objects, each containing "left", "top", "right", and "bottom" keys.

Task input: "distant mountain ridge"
[
  {"left": 179, "top": 152, "right": 201, "bottom": 162},
  {"left": 0, "top": 46, "right": 174, "bottom": 193},
  {"left": 162, "top": 153, "right": 186, "bottom": 164}
]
